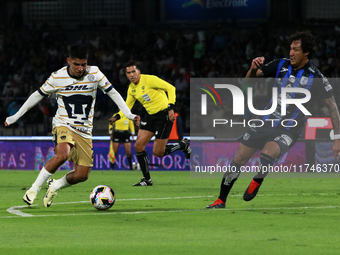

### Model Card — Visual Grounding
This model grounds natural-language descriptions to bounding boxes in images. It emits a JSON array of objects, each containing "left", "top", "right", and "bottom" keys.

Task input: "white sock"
[
  {"left": 30, "top": 167, "right": 53, "bottom": 193},
  {"left": 52, "top": 174, "right": 72, "bottom": 191}
]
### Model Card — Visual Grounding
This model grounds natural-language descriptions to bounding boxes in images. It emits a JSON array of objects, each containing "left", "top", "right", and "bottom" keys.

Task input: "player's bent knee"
[
  {"left": 134, "top": 143, "right": 145, "bottom": 152},
  {"left": 53, "top": 154, "right": 69, "bottom": 164},
  {"left": 262, "top": 142, "right": 281, "bottom": 159},
  {"left": 75, "top": 174, "right": 89, "bottom": 183},
  {"left": 261, "top": 149, "right": 280, "bottom": 160},
  {"left": 153, "top": 150, "right": 164, "bottom": 157},
  {"left": 233, "top": 155, "right": 249, "bottom": 166},
  {"left": 79, "top": 176, "right": 89, "bottom": 182}
]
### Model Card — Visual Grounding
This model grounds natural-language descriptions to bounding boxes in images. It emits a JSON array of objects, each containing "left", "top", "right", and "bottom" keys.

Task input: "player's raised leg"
[
  {"left": 163, "top": 138, "right": 191, "bottom": 159},
  {"left": 23, "top": 166, "right": 52, "bottom": 205},
  {"left": 243, "top": 141, "right": 280, "bottom": 201},
  {"left": 23, "top": 142, "right": 72, "bottom": 205},
  {"left": 43, "top": 133, "right": 93, "bottom": 207},
  {"left": 207, "top": 143, "right": 257, "bottom": 208},
  {"left": 44, "top": 165, "right": 91, "bottom": 207},
  {"left": 133, "top": 132, "right": 192, "bottom": 186}
]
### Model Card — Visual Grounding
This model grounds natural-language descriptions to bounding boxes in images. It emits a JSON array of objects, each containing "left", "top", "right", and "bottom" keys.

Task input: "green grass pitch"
[{"left": 1, "top": 170, "right": 340, "bottom": 255}]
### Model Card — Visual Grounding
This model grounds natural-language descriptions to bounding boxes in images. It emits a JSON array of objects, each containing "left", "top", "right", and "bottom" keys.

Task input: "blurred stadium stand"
[{"left": 0, "top": 0, "right": 340, "bottom": 137}]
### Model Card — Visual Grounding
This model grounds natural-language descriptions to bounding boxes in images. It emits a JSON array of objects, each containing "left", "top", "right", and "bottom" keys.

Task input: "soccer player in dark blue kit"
[{"left": 207, "top": 30, "right": 340, "bottom": 208}]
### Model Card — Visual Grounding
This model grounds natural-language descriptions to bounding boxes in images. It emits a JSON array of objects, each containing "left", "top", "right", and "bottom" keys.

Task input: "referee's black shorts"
[
  {"left": 237, "top": 125, "right": 299, "bottom": 156},
  {"left": 140, "top": 109, "right": 173, "bottom": 139},
  {"left": 112, "top": 131, "right": 131, "bottom": 143}
]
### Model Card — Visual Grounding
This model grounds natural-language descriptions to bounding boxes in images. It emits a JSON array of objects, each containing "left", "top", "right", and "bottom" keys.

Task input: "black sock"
[
  {"left": 110, "top": 162, "right": 115, "bottom": 170},
  {"left": 136, "top": 150, "right": 151, "bottom": 180},
  {"left": 218, "top": 161, "right": 242, "bottom": 203},
  {"left": 179, "top": 141, "right": 186, "bottom": 150},
  {"left": 164, "top": 143, "right": 181, "bottom": 155},
  {"left": 253, "top": 153, "right": 275, "bottom": 184},
  {"left": 127, "top": 154, "right": 132, "bottom": 169}
]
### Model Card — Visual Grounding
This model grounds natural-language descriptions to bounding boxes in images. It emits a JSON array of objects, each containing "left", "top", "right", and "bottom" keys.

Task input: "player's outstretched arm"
[
  {"left": 246, "top": 56, "right": 265, "bottom": 78},
  {"left": 106, "top": 88, "right": 139, "bottom": 123},
  {"left": 324, "top": 96, "right": 340, "bottom": 160},
  {"left": 4, "top": 91, "right": 45, "bottom": 127}
]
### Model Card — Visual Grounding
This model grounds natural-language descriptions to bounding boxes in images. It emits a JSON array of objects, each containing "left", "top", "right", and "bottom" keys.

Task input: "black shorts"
[
  {"left": 237, "top": 125, "right": 299, "bottom": 156},
  {"left": 140, "top": 109, "right": 173, "bottom": 139},
  {"left": 112, "top": 131, "right": 131, "bottom": 143}
]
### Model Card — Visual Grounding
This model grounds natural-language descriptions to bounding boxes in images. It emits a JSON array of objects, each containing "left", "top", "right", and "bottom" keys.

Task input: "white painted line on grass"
[
  {"left": 4, "top": 193, "right": 339, "bottom": 218},
  {"left": 6, "top": 205, "right": 35, "bottom": 217},
  {"left": 3, "top": 205, "right": 339, "bottom": 219},
  {"left": 6, "top": 195, "right": 214, "bottom": 218}
]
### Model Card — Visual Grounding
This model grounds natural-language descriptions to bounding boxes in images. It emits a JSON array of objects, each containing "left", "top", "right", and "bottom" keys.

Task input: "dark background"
[{"left": 0, "top": 0, "right": 339, "bottom": 137}]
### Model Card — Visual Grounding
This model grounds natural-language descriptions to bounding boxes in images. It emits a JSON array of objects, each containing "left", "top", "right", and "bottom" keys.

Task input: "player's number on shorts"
[{"left": 62, "top": 95, "right": 92, "bottom": 124}]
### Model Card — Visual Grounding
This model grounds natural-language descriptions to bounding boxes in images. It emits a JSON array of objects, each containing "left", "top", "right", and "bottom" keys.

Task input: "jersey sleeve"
[
  {"left": 149, "top": 76, "right": 176, "bottom": 105},
  {"left": 260, "top": 59, "right": 282, "bottom": 77},
  {"left": 97, "top": 68, "right": 114, "bottom": 93},
  {"left": 38, "top": 74, "right": 59, "bottom": 96},
  {"left": 116, "top": 86, "right": 136, "bottom": 117},
  {"left": 313, "top": 73, "right": 334, "bottom": 100}
]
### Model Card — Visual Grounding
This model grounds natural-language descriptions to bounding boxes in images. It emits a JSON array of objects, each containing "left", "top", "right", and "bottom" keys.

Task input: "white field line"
[
  {"left": 6, "top": 196, "right": 215, "bottom": 218},
  {"left": 4, "top": 205, "right": 339, "bottom": 219},
  {"left": 5, "top": 193, "right": 339, "bottom": 218},
  {"left": 6, "top": 205, "right": 34, "bottom": 217}
]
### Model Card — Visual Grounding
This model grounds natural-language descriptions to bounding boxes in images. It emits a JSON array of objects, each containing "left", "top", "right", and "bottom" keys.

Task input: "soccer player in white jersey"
[{"left": 4, "top": 44, "right": 140, "bottom": 207}]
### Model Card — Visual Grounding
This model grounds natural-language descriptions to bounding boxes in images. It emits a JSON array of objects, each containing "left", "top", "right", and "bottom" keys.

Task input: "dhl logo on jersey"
[{"left": 60, "top": 84, "right": 93, "bottom": 92}]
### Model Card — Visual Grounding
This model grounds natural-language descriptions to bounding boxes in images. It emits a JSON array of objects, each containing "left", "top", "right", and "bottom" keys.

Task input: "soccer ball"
[
  {"left": 90, "top": 185, "right": 115, "bottom": 210},
  {"left": 132, "top": 162, "right": 140, "bottom": 170}
]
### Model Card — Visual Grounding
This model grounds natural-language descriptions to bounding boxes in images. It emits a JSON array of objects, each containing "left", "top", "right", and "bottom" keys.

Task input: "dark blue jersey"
[{"left": 260, "top": 58, "right": 333, "bottom": 135}]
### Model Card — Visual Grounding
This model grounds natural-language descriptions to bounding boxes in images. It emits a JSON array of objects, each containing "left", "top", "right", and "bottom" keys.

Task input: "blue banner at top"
[{"left": 164, "top": 0, "right": 267, "bottom": 21}]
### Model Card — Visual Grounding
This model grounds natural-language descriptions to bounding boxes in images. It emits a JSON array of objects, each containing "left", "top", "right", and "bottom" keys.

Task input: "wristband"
[
  {"left": 168, "top": 104, "right": 175, "bottom": 111},
  {"left": 334, "top": 134, "right": 340, "bottom": 140}
]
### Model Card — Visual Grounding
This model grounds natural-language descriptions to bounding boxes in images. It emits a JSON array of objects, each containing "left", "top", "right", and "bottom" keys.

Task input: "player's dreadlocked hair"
[
  {"left": 69, "top": 44, "right": 89, "bottom": 59},
  {"left": 290, "top": 30, "right": 317, "bottom": 59}
]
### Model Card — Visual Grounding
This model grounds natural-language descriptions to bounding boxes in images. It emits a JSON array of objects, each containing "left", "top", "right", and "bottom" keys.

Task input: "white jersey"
[{"left": 38, "top": 65, "right": 114, "bottom": 138}]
